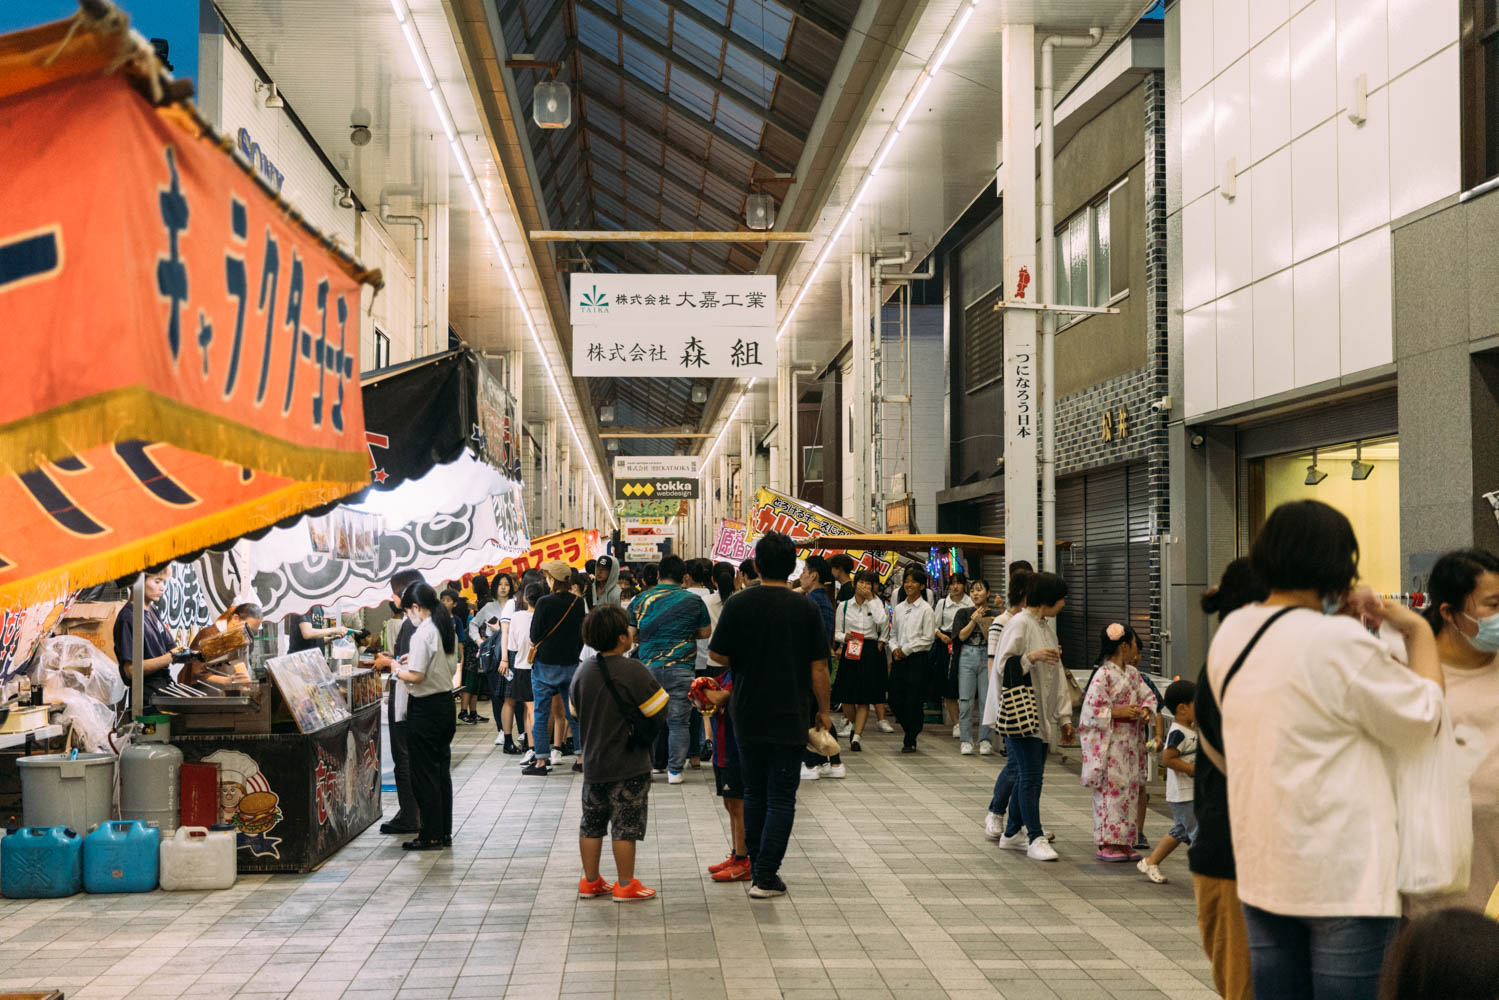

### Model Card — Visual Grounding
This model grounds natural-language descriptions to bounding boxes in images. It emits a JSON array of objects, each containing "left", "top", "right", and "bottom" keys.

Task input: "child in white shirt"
[{"left": 1140, "top": 679, "right": 1199, "bottom": 884}]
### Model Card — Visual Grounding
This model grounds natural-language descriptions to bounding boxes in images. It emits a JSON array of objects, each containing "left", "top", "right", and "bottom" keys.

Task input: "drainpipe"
[
  {"left": 380, "top": 202, "right": 426, "bottom": 355},
  {"left": 1040, "top": 27, "right": 1101, "bottom": 572}
]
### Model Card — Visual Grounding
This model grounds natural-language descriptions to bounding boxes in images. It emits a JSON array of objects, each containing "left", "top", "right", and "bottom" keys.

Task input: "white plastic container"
[{"left": 158, "top": 826, "right": 236, "bottom": 891}]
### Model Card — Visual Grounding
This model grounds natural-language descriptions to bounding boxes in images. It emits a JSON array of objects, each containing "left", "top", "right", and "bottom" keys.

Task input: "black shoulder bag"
[{"left": 596, "top": 656, "right": 665, "bottom": 751}]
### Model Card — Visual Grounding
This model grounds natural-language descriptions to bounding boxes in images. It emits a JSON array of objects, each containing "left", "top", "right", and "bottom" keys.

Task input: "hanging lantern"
[
  {"left": 745, "top": 190, "right": 775, "bottom": 230},
  {"left": 533, "top": 79, "right": 571, "bottom": 129}
]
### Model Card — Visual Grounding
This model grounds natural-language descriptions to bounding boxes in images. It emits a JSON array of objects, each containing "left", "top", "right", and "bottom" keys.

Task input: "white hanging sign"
[{"left": 571, "top": 274, "right": 776, "bottom": 378}]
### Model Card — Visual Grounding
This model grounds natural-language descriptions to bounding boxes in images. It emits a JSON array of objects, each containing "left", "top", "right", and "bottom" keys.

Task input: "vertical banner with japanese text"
[{"left": 570, "top": 275, "right": 776, "bottom": 378}]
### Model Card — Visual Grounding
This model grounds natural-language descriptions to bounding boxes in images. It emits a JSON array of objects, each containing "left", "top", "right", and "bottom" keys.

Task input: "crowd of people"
[{"left": 188, "top": 499, "right": 1499, "bottom": 999}]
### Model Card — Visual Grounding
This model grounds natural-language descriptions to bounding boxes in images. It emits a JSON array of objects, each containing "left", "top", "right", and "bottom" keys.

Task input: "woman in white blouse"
[
  {"left": 832, "top": 570, "right": 892, "bottom": 752},
  {"left": 1204, "top": 500, "right": 1442, "bottom": 998},
  {"left": 393, "top": 582, "right": 460, "bottom": 852}
]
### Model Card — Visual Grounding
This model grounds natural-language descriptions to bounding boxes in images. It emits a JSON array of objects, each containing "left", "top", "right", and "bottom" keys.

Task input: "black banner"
[{"left": 361, "top": 351, "right": 471, "bottom": 491}]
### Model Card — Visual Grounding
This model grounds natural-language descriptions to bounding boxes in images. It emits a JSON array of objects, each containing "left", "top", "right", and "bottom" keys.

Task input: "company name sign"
[{"left": 612, "top": 456, "right": 700, "bottom": 500}]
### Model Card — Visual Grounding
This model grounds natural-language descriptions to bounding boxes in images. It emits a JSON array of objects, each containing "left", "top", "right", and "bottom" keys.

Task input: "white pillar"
[
  {"left": 558, "top": 445, "right": 571, "bottom": 530},
  {"left": 739, "top": 420, "right": 754, "bottom": 515},
  {"left": 773, "top": 360, "right": 791, "bottom": 493},
  {"left": 1001, "top": 24, "right": 1039, "bottom": 569},
  {"left": 542, "top": 421, "right": 556, "bottom": 531},
  {"left": 848, "top": 253, "right": 871, "bottom": 524}
]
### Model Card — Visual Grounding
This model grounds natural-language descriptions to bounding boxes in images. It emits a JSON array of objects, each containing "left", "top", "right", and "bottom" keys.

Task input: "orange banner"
[
  {"left": 454, "top": 529, "right": 603, "bottom": 600},
  {"left": 0, "top": 23, "right": 374, "bottom": 607}
]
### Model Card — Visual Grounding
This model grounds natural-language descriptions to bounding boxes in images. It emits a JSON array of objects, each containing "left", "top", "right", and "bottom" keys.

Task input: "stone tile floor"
[{"left": 0, "top": 723, "right": 1218, "bottom": 1000}]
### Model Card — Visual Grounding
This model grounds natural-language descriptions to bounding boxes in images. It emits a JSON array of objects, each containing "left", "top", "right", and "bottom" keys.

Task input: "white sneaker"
[
  {"left": 984, "top": 812, "right": 1005, "bottom": 841},
  {"left": 494, "top": 734, "right": 505, "bottom": 746},
  {"left": 840, "top": 721, "right": 854, "bottom": 738},
  {"left": 960, "top": 742, "right": 974, "bottom": 756},
  {"left": 877, "top": 719, "right": 895, "bottom": 734},
  {"left": 997, "top": 830, "right": 1029, "bottom": 851},
  {"left": 824, "top": 763, "right": 846, "bottom": 778},
  {"left": 1138, "top": 859, "right": 1167, "bottom": 884},
  {"left": 667, "top": 771, "right": 683, "bottom": 785},
  {"left": 952, "top": 724, "right": 961, "bottom": 739},
  {"left": 1027, "top": 838, "right": 1059, "bottom": 862},
  {"left": 978, "top": 740, "right": 994, "bottom": 756},
  {"left": 550, "top": 749, "right": 562, "bottom": 766},
  {"left": 517, "top": 749, "right": 536, "bottom": 766},
  {"left": 799, "top": 764, "right": 821, "bottom": 781}
]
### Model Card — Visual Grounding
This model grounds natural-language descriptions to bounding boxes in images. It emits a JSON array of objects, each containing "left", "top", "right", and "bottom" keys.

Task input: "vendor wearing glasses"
[{"left": 113, "top": 567, "right": 192, "bottom": 709}]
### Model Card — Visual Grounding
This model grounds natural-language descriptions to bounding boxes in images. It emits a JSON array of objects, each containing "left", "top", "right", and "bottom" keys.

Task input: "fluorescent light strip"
[
  {"left": 394, "top": 3, "right": 615, "bottom": 527},
  {"left": 704, "top": 0, "right": 979, "bottom": 467}
]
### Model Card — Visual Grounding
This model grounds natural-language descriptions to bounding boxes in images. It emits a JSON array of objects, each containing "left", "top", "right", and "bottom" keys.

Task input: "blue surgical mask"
[
  {"left": 1322, "top": 593, "right": 1344, "bottom": 616},
  {"left": 1463, "top": 612, "right": 1499, "bottom": 653}
]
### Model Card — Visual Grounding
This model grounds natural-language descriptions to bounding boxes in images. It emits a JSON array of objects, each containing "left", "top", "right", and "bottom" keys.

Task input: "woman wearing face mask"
[
  {"left": 1204, "top": 500, "right": 1443, "bottom": 999},
  {"left": 1418, "top": 548, "right": 1499, "bottom": 914}
]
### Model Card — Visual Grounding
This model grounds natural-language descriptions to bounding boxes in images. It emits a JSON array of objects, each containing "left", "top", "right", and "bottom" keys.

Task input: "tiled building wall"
[{"left": 1179, "top": 0, "right": 1459, "bottom": 419}]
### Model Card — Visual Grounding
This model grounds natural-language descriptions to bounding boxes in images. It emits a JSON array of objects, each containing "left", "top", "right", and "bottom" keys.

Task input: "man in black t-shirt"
[
  {"left": 829, "top": 554, "right": 856, "bottom": 604},
  {"left": 709, "top": 531, "right": 831, "bottom": 899}
]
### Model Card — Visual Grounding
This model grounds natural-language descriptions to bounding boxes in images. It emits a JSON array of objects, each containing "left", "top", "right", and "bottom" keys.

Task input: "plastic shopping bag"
[{"left": 1393, "top": 705, "right": 1485, "bottom": 897}]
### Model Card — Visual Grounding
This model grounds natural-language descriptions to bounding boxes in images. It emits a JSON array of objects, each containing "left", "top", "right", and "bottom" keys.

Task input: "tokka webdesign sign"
[{"left": 616, "top": 478, "right": 697, "bottom": 500}]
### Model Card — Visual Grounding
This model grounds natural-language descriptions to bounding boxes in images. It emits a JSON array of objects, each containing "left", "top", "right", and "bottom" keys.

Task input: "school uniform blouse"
[
  {"left": 404, "top": 618, "right": 458, "bottom": 698},
  {"left": 834, "top": 598, "right": 891, "bottom": 646}
]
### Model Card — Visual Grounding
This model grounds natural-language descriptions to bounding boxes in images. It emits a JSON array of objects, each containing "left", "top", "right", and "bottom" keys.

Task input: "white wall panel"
[
  {"left": 1251, "top": 147, "right": 1293, "bottom": 281},
  {"left": 1387, "top": 0, "right": 1459, "bottom": 79},
  {"left": 1182, "top": 86, "right": 1217, "bottom": 203},
  {"left": 1337, "top": 89, "right": 1391, "bottom": 241},
  {"left": 1335, "top": 0, "right": 1388, "bottom": 108},
  {"left": 1293, "top": 251, "right": 1341, "bottom": 387},
  {"left": 1183, "top": 195, "right": 1218, "bottom": 310},
  {"left": 1249, "top": 25, "right": 1291, "bottom": 164},
  {"left": 1252, "top": 269, "right": 1295, "bottom": 398},
  {"left": 1213, "top": 0, "right": 1249, "bottom": 78},
  {"left": 1214, "top": 57, "right": 1251, "bottom": 178},
  {"left": 1289, "top": 0, "right": 1337, "bottom": 140},
  {"left": 1216, "top": 287, "right": 1255, "bottom": 408},
  {"left": 1181, "top": 0, "right": 1215, "bottom": 98},
  {"left": 1388, "top": 46, "right": 1461, "bottom": 220},
  {"left": 1291, "top": 120, "right": 1339, "bottom": 262},
  {"left": 1184, "top": 304, "right": 1219, "bottom": 418},
  {"left": 1339, "top": 226, "right": 1393, "bottom": 373},
  {"left": 358, "top": 214, "right": 416, "bottom": 368},
  {"left": 1250, "top": 0, "right": 1291, "bottom": 46},
  {"left": 1216, "top": 172, "right": 1253, "bottom": 296}
]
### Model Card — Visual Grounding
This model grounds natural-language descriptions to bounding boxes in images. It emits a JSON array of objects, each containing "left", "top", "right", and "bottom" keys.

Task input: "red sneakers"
[
  {"left": 578, "top": 876, "right": 614, "bottom": 898},
  {"left": 710, "top": 858, "right": 752, "bottom": 882},
  {"left": 612, "top": 879, "right": 658, "bottom": 901},
  {"left": 707, "top": 852, "right": 739, "bottom": 874}
]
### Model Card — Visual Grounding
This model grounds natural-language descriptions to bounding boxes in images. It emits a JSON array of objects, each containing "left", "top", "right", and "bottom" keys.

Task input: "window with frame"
[
  {"left": 802, "top": 446, "right": 824, "bottom": 483},
  {"left": 1054, "top": 178, "right": 1127, "bottom": 324},
  {"left": 373, "top": 329, "right": 391, "bottom": 370},
  {"left": 1461, "top": 0, "right": 1499, "bottom": 188}
]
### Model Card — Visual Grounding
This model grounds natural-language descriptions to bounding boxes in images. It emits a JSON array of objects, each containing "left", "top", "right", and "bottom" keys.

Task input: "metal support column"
[
  {"left": 739, "top": 419, "right": 754, "bottom": 515},
  {"left": 849, "top": 253, "right": 872, "bottom": 524},
  {"left": 1001, "top": 24, "right": 1039, "bottom": 568},
  {"left": 542, "top": 421, "right": 557, "bottom": 531},
  {"left": 559, "top": 445, "right": 572, "bottom": 529}
]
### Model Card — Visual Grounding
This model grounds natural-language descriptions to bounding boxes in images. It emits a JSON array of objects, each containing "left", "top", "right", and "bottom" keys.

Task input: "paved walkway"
[{"left": 0, "top": 723, "right": 1218, "bottom": 1000}]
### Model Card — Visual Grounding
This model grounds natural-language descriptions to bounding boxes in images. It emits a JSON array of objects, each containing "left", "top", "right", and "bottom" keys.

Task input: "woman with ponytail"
[{"left": 393, "top": 582, "right": 459, "bottom": 851}]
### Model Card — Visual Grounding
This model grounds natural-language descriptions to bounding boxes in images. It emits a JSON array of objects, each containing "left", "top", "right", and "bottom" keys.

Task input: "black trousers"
[
  {"left": 387, "top": 678, "right": 420, "bottom": 827},
  {"left": 406, "top": 691, "right": 456, "bottom": 842},
  {"left": 887, "top": 649, "right": 928, "bottom": 746}
]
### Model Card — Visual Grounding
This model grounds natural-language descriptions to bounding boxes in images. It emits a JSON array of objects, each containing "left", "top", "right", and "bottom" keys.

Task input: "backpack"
[{"left": 477, "top": 628, "right": 506, "bottom": 675}]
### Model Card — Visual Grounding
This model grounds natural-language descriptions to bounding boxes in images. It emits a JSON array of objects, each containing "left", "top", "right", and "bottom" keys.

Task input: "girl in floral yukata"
[{"left": 1078, "top": 623, "right": 1157, "bottom": 862}]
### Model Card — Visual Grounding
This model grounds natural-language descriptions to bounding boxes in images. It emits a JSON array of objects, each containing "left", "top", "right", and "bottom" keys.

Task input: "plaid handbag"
[{"left": 994, "top": 654, "right": 1041, "bottom": 738}]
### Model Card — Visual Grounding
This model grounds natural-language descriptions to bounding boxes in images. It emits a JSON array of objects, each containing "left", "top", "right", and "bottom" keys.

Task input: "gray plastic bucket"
[{"left": 17, "top": 753, "right": 116, "bottom": 832}]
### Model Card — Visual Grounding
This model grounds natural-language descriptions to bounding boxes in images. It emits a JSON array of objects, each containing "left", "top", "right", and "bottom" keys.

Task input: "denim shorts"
[{"left": 1168, "top": 799, "right": 1198, "bottom": 844}]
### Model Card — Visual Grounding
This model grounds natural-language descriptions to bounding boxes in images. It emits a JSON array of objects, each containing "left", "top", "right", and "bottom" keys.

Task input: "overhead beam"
[
  {"left": 600, "top": 430, "right": 715, "bottom": 438},
  {"left": 575, "top": 0, "right": 809, "bottom": 143},
  {"left": 528, "top": 0, "right": 569, "bottom": 48},
  {"left": 581, "top": 125, "right": 745, "bottom": 227},
  {"left": 532, "top": 229, "right": 812, "bottom": 242},
  {"left": 575, "top": 45, "right": 796, "bottom": 173},
  {"left": 665, "top": 3, "right": 825, "bottom": 96},
  {"left": 774, "top": 0, "right": 848, "bottom": 42}
]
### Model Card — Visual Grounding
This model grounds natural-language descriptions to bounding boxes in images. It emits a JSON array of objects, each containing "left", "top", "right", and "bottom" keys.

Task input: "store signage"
[
  {"left": 236, "top": 127, "right": 285, "bottom": 191},
  {"left": 613, "top": 456, "right": 700, "bottom": 500},
  {"left": 571, "top": 274, "right": 776, "bottom": 377},
  {"left": 745, "top": 488, "right": 899, "bottom": 583},
  {"left": 1101, "top": 404, "right": 1130, "bottom": 442},
  {"left": 626, "top": 542, "right": 664, "bottom": 564},
  {"left": 624, "top": 520, "right": 675, "bottom": 538},
  {"left": 710, "top": 519, "right": 754, "bottom": 564},
  {"left": 615, "top": 498, "right": 689, "bottom": 518}
]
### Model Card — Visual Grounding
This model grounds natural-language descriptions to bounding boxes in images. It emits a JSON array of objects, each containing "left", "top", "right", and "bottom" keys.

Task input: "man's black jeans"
[{"left": 738, "top": 740, "right": 804, "bottom": 885}]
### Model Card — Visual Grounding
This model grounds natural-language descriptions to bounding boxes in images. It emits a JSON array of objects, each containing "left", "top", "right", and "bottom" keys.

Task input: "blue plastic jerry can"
[
  {"left": 83, "top": 820, "right": 160, "bottom": 894},
  {"left": 1, "top": 826, "right": 84, "bottom": 898}
]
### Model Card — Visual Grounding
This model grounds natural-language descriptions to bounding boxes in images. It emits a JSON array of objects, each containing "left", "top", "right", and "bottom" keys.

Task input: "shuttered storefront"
[
  {"left": 1055, "top": 465, "right": 1154, "bottom": 669},
  {"left": 975, "top": 491, "right": 1006, "bottom": 590}
]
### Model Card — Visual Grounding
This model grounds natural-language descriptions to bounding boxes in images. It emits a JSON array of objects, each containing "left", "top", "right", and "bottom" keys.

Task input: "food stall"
[{"left": 163, "top": 650, "right": 383, "bottom": 874}]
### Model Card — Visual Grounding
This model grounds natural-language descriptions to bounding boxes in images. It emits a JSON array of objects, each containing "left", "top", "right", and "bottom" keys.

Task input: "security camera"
[
  {"left": 1150, "top": 395, "right": 1172, "bottom": 413},
  {"left": 1190, "top": 433, "right": 1206, "bottom": 450},
  {"left": 333, "top": 185, "right": 354, "bottom": 209}
]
